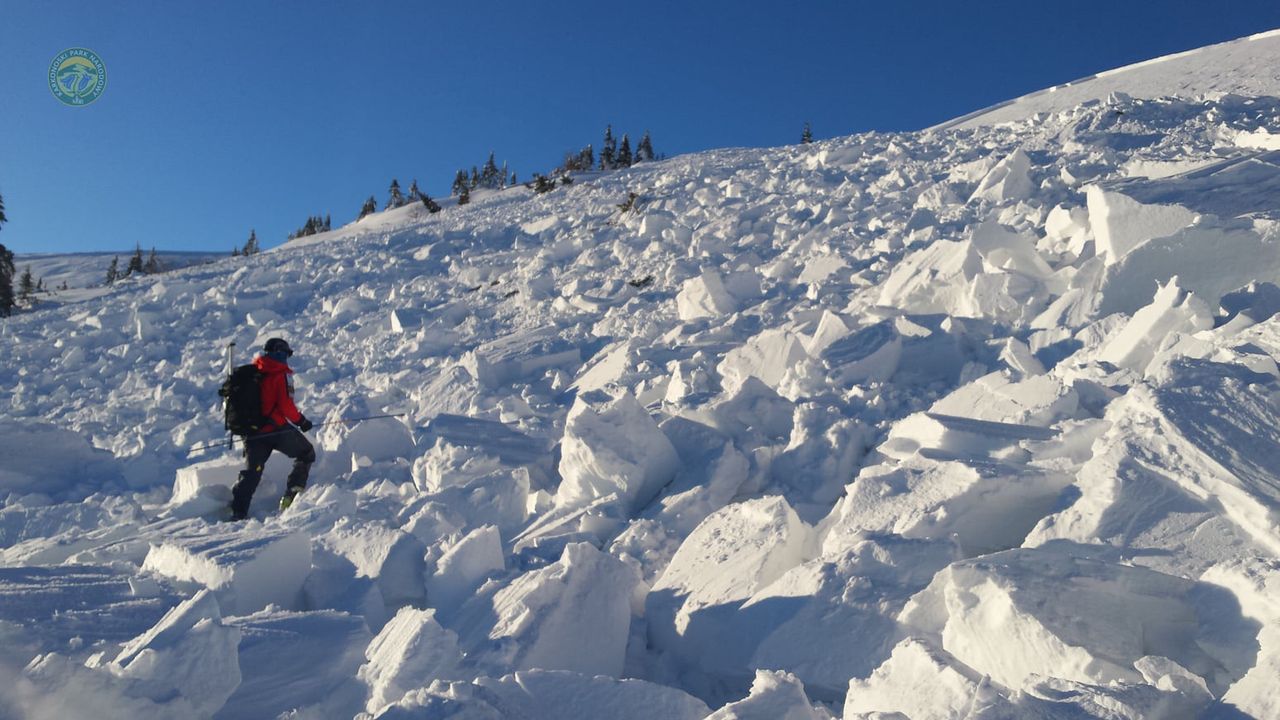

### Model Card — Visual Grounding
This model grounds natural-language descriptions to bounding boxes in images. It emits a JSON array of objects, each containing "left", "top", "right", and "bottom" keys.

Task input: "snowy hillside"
[
  {"left": 5, "top": 30, "right": 1280, "bottom": 719},
  {"left": 7, "top": 251, "right": 225, "bottom": 309},
  {"left": 943, "top": 28, "right": 1280, "bottom": 130}
]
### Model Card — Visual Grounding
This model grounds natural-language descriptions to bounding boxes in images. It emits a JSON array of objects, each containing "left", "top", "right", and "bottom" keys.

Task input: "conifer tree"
[
  {"left": 243, "top": 230, "right": 259, "bottom": 256},
  {"left": 580, "top": 144, "right": 595, "bottom": 170},
  {"left": 359, "top": 196, "right": 378, "bottom": 219},
  {"left": 324, "top": 213, "right": 332, "bottom": 231},
  {"left": 0, "top": 192, "right": 6, "bottom": 230},
  {"left": 144, "top": 247, "right": 161, "bottom": 274},
  {"left": 500, "top": 161, "right": 509, "bottom": 189},
  {"left": 617, "top": 134, "right": 633, "bottom": 167},
  {"left": 387, "top": 179, "right": 405, "bottom": 209},
  {"left": 105, "top": 256, "right": 119, "bottom": 285},
  {"left": 36, "top": 277, "right": 43, "bottom": 293},
  {"left": 801, "top": 122, "right": 813, "bottom": 144},
  {"left": 421, "top": 192, "right": 441, "bottom": 213},
  {"left": 469, "top": 167, "right": 479, "bottom": 190},
  {"left": 480, "top": 153, "right": 501, "bottom": 189},
  {"left": 510, "top": 171, "right": 518, "bottom": 186},
  {"left": 0, "top": 243, "right": 13, "bottom": 317},
  {"left": 18, "top": 265, "right": 34, "bottom": 304},
  {"left": 232, "top": 246, "right": 241, "bottom": 257},
  {"left": 127, "top": 244, "right": 145, "bottom": 275},
  {"left": 457, "top": 186, "right": 471, "bottom": 205},
  {"left": 600, "top": 125, "right": 616, "bottom": 170},
  {"left": 636, "top": 131, "right": 655, "bottom": 162},
  {"left": 451, "top": 170, "right": 468, "bottom": 196},
  {"left": 408, "top": 179, "right": 424, "bottom": 203}
]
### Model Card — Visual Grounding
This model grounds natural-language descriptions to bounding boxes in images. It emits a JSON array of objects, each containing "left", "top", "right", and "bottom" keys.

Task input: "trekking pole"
[
  {"left": 187, "top": 413, "right": 409, "bottom": 454},
  {"left": 224, "top": 341, "right": 236, "bottom": 452}
]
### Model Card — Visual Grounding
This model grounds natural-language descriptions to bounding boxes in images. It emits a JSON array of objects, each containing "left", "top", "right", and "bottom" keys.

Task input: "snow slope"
[
  {"left": 5, "top": 28, "right": 1280, "bottom": 719},
  {"left": 941, "top": 28, "right": 1280, "bottom": 130}
]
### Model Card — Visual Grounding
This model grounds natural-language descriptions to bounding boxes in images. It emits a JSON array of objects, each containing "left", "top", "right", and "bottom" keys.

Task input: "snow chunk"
[
  {"left": 360, "top": 606, "right": 462, "bottom": 714},
  {"left": 844, "top": 638, "right": 1001, "bottom": 719},
  {"left": 1097, "top": 276, "right": 1213, "bottom": 373},
  {"left": 555, "top": 389, "right": 679, "bottom": 514},
  {"left": 107, "top": 589, "right": 241, "bottom": 718},
  {"left": 141, "top": 521, "right": 312, "bottom": 615},
  {"left": 822, "top": 455, "right": 1071, "bottom": 558},
  {"left": 223, "top": 608, "right": 371, "bottom": 719},
  {"left": 706, "top": 670, "right": 829, "bottom": 720},
  {"left": 426, "top": 525, "right": 504, "bottom": 618},
  {"left": 319, "top": 519, "right": 427, "bottom": 609},
  {"left": 717, "top": 328, "right": 810, "bottom": 393},
  {"left": 456, "top": 542, "right": 640, "bottom": 677},
  {"left": 1087, "top": 185, "right": 1196, "bottom": 265},
  {"left": 171, "top": 456, "right": 239, "bottom": 504},
  {"left": 647, "top": 497, "right": 816, "bottom": 666},
  {"left": 1201, "top": 559, "right": 1280, "bottom": 718},
  {"left": 969, "top": 148, "right": 1033, "bottom": 203},
  {"left": 676, "top": 270, "right": 762, "bottom": 321},
  {"left": 373, "top": 670, "right": 710, "bottom": 720},
  {"left": 899, "top": 548, "right": 1211, "bottom": 689}
]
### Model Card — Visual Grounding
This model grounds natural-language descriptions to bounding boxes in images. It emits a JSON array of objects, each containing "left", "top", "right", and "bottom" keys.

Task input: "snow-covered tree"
[
  {"left": 242, "top": 230, "right": 259, "bottom": 256},
  {"left": 324, "top": 213, "right": 332, "bottom": 231},
  {"left": 636, "top": 131, "right": 655, "bottom": 162},
  {"left": 0, "top": 192, "right": 6, "bottom": 230},
  {"left": 359, "top": 196, "right": 377, "bottom": 219},
  {"left": 480, "top": 153, "right": 502, "bottom": 189},
  {"left": 386, "top": 179, "right": 405, "bottom": 210},
  {"left": 126, "top": 244, "right": 145, "bottom": 275},
  {"left": 421, "top": 192, "right": 441, "bottom": 213},
  {"left": 457, "top": 186, "right": 471, "bottom": 205},
  {"left": 452, "top": 170, "right": 468, "bottom": 196},
  {"left": 408, "top": 179, "right": 424, "bottom": 203},
  {"left": 600, "top": 125, "right": 616, "bottom": 170},
  {"left": 105, "top": 256, "right": 119, "bottom": 285},
  {"left": 469, "top": 166, "right": 479, "bottom": 190},
  {"left": 0, "top": 243, "right": 13, "bottom": 317},
  {"left": 801, "top": 122, "right": 813, "bottom": 144}
]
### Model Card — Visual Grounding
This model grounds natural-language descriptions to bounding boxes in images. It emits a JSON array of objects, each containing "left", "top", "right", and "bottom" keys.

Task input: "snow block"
[
  {"left": 319, "top": 519, "right": 427, "bottom": 609},
  {"left": 170, "top": 455, "right": 240, "bottom": 504},
  {"left": 706, "top": 670, "right": 827, "bottom": 720},
  {"left": 555, "top": 389, "right": 679, "bottom": 514},
  {"left": 426, "top": 525, "right": 504, "bottom": 618},
  {"left": 899, "top": 548, "right": 1211, "bottom": 689},
  {"left": 461, "top": 327, "right": 581, "bottom": 387},
  {"left": 969, "top": 148, "right": 1033, "bottom": 204},
  {"left": 929, "top": 371, "right": 1078, "bottom": 426},
  {"left": 845, "top": 638, "right": 1004, "bottom": 719},
  {"left": 1202, "top": 559, "right": 1280, "bottom": 718},
  {"left": 374, "top": 670, "right": 710, "bottom": 720},
  {"left": 359, "top": 606, "right": 462, "bottom": 714},
  {"left": 876, "top": 240, "right": 982, "bottom": 315},
  {"left": 819, "top": 320, "right": 902, "bottom": 384},
  {"left": 647, "top": 496, "right": 816, "bottom": 669},
  {"left": 221, "top": 608, "right": 371, "bottom": 720},
  {"left": 141, "top": 521, "right": 312, "bottom": 615},
  {"left": 676, "top": 270, "right": 761, "bottom": 321},
  {"left": 1087, "top": 185, "right": 1196, "bottom": 265},
  {"left": 456, "top": 542, "right": 640, "bottom": 677},
  {"left": 717, "top": 328, "right": 810, "bottom": 393},
  {"left": 1097, "top": 276, "right": 1213, "bottom": 373},
  {"left": 107, "top": 589, "right": 242, "bottom": 718},
  {"left": 878, "top": 411, "right": 1055, "bottom": 462},
  {"left": 969, "top": 221, "right": 1053, "bottom": 279},
  {"left": 822, "top": 455, "right": 1071, "bottom": 558}
]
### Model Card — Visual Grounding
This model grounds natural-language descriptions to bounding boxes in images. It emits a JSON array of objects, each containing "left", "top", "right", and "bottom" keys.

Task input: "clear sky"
[{"left": 3, "top": 1, "right": 1280, "bottom": 254}]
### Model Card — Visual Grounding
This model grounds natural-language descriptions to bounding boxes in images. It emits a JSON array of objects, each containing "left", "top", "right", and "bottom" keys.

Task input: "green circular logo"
[{"left": 49, "top": 47, "right": 106, "bottom": 106}]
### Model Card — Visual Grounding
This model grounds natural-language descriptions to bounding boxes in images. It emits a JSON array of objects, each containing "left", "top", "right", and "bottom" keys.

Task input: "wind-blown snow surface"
[{"left": 7, "top": 40, "right": 1280, "bottom": 720}]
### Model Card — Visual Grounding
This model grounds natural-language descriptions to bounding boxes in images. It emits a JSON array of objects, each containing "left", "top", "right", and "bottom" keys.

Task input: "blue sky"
[{"left": 3, "top": 1, "right": 1280, "bottom": 254}]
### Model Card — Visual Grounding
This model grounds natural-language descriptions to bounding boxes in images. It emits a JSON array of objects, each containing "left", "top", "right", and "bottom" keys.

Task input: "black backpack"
[{"left": 220, "top": 364, "right": 265, "bottom": 436}]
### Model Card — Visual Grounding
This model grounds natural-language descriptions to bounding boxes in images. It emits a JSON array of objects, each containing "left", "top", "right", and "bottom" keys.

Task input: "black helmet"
[{"left": 263, "top": 338, "right": 294, "bottom": 356}]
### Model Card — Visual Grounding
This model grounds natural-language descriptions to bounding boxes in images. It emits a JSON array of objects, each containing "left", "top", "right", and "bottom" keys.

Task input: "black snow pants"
[{"left": 229, "top": 428, "right": 316, "bottom": 517}]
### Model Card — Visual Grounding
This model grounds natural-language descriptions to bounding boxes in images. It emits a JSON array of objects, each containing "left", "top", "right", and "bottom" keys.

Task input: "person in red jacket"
[{"left": 229, "top": 337, "right": 316, "bottom": 520}]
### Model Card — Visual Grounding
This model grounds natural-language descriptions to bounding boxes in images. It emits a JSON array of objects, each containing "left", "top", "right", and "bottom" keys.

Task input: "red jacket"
[{"left": 255, "top": 355, "right": 302, "bottom": 432}]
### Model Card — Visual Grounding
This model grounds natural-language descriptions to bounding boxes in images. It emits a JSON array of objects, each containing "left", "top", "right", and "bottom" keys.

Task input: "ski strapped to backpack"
[{"left": 220, "top": 363, "right": 267, "bottom": 437}]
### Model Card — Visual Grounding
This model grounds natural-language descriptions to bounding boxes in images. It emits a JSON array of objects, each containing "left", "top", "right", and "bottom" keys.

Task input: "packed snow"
[{"left": 6, "top": 28, "right": 1280, "bottom": 719}]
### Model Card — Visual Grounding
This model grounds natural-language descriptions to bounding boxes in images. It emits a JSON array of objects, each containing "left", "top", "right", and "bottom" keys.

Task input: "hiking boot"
[{"left": 279, "top": 486, "right": 304, "bottom": 512}]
